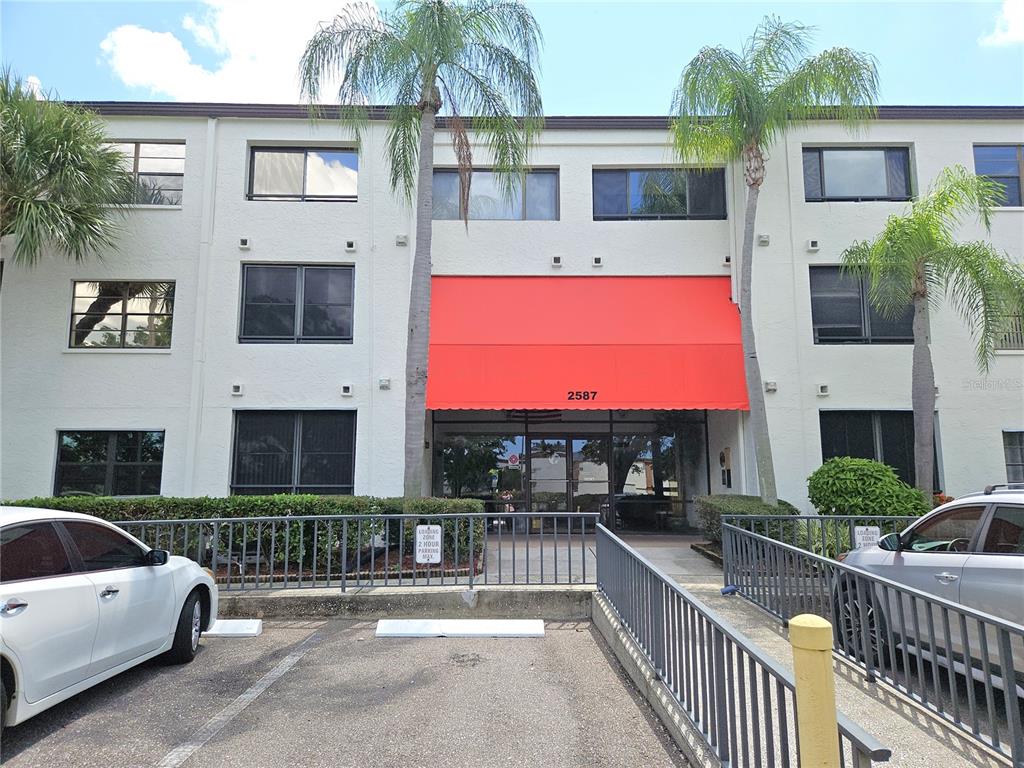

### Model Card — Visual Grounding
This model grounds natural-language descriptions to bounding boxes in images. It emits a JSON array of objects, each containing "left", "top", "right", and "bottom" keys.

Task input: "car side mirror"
[
  {"left": 147, "top": 549, "right": 169, "bottom": 566},
  {"left": 878, "top": 533, "right": 901, "bottom": 552}
]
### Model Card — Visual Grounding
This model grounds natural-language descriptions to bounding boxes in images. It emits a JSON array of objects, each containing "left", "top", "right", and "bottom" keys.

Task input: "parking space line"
[{"left": 155, "top": 632, "right": 321, "bottom": 768}]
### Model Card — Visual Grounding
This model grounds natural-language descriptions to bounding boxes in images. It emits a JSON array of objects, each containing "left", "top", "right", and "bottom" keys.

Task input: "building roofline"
[{"left": 66, "top": 102, "right": 1024, "bottom": 125}]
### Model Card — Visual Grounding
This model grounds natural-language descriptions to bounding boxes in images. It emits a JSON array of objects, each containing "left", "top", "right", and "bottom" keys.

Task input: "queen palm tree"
[
  {"left": 842, "top": 166, "right": 1024, "bottom": 498},
  {"left": 669, "top": 17, "right": 879, "bottom": 504},
  {"left": 0, "top": 69, "right": 135, "bottom": 265},
  {"left": 299, "top": 0, "right": 543, "bottom": 497}
]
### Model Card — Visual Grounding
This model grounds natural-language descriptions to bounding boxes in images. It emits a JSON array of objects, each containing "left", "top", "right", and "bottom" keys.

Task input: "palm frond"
[
  {"left": 769, "top": 46, "right": 878, "bottom": 133},
  {"left": 670, "top": 46, "right": 751, "bottom": 164}
]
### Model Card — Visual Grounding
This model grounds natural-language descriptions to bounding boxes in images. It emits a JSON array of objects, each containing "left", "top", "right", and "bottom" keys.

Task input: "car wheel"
[
  {"left": 166, "top": 591, "right": 202, "bottom": 664},
  {"left": 834, "top": 587, "right": 888, "bottom": 667}
]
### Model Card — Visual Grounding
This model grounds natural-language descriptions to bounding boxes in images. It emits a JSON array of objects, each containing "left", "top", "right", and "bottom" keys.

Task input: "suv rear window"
[
  {"left": 981, "top": 506, "right": 1024, "bottom": 554},
  {"left": 0, "top": 522, "right": 73, "bottom": 582}
]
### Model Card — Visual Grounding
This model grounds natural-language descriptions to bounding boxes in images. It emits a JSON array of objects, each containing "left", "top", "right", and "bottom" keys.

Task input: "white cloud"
[
  {"left": 100, "top": 0, "right": 370, "bottom": 102},
  {"left": 980, "top": 0, "right": 1024, "bottom": 46},
  {"left": 24, "top": 75, "right": 43, "bottom": 100}
]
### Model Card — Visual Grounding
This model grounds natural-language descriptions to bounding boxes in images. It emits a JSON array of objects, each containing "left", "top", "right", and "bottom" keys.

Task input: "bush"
[
  {"left": 696, "top": 494, "right": 799, "bottom": 545},
  {"left": 807, "top": 458, "right": 930, "bottom": 518},
  {"left": 7, "top": 495, "right": 486, "bottom": 568}
]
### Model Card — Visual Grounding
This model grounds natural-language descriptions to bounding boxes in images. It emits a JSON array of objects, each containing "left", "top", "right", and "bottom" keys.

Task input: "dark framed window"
[
  {"left": 54, "top": 431, "right": 164, "bottom": 497},
  {"left": 802, "top": 147, "right": 911, "bottom": 202},
  {"left": 60, "top": 522, "right": 147, "bottom": 571},
  {"left": 0, "top": 522, "right": 73, "bottom": 582},
  {"left": 593, "top": 168, "right": 726, "bottom": 220},
  {"left": 248, "top": 147, "right": 358, "bottom": 201},
  {"left": 1004, "top": 431, "right": 1024, "bottom": 483},
  {"left": 809, "top": 266, "right": 912, "bottom": 344},
  {"left": 231, "top": 411, "right": 356, "bottom": 495},
  {"left": 980, "top": 506, "right": 1024, "bottom": 554},
  {"left": 70, "top": 281, "right": 175, "bottom": 349},
  {"left": 902, "top": 506, "right": 986, "bottom": 553},
  {"left": 820, "top": 411, "right": 939, "bottom": 488},
  {"left": 239, "top": 265, "right": 353, "bottom": 343},
  {"left": 973, "top": 145, "right": 1022, "bottom": 207},
  {"left": 432, "top": 169, "right": 558, "bottom": 220},
  {"left": 110, "top": 141, "right": 185, "bottom": 205}
]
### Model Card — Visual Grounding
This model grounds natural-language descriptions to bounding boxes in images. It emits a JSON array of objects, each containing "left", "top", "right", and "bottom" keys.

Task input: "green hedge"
[
  {"left": 7, "top": 495, "right": 486, "bottom": 569},
  {"left": 807, "top": 458, "right": 930, "bottom": 518},
  {"left": 695, "top": 494, "right": 799, "bottom": 545}
]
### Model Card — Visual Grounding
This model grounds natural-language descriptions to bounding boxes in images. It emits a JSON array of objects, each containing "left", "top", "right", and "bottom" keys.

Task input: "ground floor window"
[
  {"left": 1004, "top": 431, "right": 1024, "bottom": 483},
  {"left": 54, "top": 430, "right": 164, "bottom": 496},
  {"left": 231, "top": 411, "right": 355, "bottom": 495},
  {"left": 432, "top": 411, "right": 709, "bottom": 532},
  {"left": 819, "top": 410, "right": 939, "bottom": 488}
]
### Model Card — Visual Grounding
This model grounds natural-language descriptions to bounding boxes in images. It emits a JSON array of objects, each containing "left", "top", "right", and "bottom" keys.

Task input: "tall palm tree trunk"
[
  {"left": 911, "top": 267, "right": 935, "bottom": 497},
  {"left": 739, "top": 148, "right": 778, "bottom": 504},
  {"left": 403, "top": 103, "right": 438, "bottom": 498}
]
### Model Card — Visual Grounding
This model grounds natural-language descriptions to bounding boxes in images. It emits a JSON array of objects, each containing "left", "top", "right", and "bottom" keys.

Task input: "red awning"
[{"left": 426, "top": 276, "right": 749, "bottom": 411}]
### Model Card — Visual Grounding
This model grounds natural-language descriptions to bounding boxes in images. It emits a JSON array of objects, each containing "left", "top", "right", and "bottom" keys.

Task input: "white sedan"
[{"left": 0, "top": 506, "right": 218, "bottom": 730}]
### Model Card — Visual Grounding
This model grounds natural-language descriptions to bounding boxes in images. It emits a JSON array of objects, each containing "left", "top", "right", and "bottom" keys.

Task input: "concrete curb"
[
  {"left": 689, "top": 542, "right": 723, "bottom": 568},
  {"left": 218, "top": 584, "right": 595, "bottom": 621},
  {"left": 591, "top": 592, "right": 720, "bottom": 768}
]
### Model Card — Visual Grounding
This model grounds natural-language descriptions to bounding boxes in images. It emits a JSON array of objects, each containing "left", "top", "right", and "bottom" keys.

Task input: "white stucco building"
[{"left": 1, "top": 103, "right": 1021, "bottom": 530}]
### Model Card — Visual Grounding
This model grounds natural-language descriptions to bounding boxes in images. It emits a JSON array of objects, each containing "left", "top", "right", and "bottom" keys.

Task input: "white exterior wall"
[{"left": 1, "top": 109, "right": 1021, "bottom": 508}]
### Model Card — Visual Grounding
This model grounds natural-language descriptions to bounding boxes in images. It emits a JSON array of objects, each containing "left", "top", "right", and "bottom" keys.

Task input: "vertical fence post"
[{"left": 790, "top": 614, "right": 841, "bottom": 768}]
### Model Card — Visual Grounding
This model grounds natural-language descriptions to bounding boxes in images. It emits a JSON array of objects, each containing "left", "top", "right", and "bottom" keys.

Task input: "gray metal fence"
[
  {"left": 722, "top": 522, "right": 1024, "bottom": 765},
  {"left": 722, "top": 514, "right": 921, "bottom": 559},
  {"left": 117, "top": 512, "right": 598, "bottom": 591},
  {"left": 596, "top": 525, "right": 891, "bottom": 768}
]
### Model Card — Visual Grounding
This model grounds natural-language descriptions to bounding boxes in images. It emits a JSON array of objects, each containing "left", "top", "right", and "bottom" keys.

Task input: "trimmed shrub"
[
  {"left": 6, "top": 495, "right": 486, "bottom": 567},
  {"left": 807, "top": 458, "right": 930, "bottom": 518},
  {"left": 696, "top": 494, "right": 799, "bottom": 545}
]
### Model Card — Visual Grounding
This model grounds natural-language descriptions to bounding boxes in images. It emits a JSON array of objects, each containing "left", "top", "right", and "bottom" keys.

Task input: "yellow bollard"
[{"left": 790, "top": 614, "right": 841, "bottom": 768}]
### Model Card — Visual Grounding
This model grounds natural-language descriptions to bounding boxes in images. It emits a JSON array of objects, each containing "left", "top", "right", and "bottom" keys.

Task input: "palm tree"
[
  {"left": 299, "top": 0, "right": 543, "bottom": 497},
  {"left": 669, "top": 17, "right": 879, "bottom": 504},
  {"left": 0, "top": 69, "right": 136, "bottom": 265},
  {"left": 842, "top": 166, "right": 1024, "bottom": 498}
]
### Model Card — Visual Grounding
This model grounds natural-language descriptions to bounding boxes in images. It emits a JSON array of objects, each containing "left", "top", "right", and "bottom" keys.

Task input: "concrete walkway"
[{"left": 624, "top": 535, "right": 1007, "bottom": 768}]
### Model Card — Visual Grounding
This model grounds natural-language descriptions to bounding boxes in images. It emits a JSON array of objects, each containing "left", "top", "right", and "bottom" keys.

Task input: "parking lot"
[{"left": 0, "top": 619, "right": 687, "bottom": 768}]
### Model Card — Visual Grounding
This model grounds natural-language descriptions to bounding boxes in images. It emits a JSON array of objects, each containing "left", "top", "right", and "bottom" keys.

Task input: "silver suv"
[{"left": 842, "top": 486, "right": 1023, "bottom": 626}]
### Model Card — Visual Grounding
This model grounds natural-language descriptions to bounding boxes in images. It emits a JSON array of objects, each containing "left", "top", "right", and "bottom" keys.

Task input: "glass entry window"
[{"left": 433, "top": 411, "right": 710, "bottom": 533}]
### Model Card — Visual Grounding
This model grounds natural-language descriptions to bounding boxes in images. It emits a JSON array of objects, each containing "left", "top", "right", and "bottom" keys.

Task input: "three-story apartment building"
[{"left": 1, "top": 103, "right": 1021, "bottom": 532}]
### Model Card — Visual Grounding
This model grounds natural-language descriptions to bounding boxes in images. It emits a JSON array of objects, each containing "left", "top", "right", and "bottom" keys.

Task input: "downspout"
[{"left": 183, "top": 116, "right": 218, "bottom": 494}]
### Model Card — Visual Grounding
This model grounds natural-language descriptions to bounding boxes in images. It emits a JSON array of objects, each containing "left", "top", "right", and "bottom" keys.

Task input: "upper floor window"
[
  {"left": 432, "top": 169, "right": 558, "bottom": 220},
  {"left": 973, "top": 145, "right": 1022, "bottom": 207},
  {"left": 802, "top": 147, "right": 911, "bottom": 202},
  {"left": 110, "top": 142, "right": 185, "bottom": 205},
  {"left": 239, "top": 265, "right": 353, "bottom": 343},
  {"left": 809, "top": 266, "right": 912, "bottom": 344},
  {"left": 248, "top": 147, "right": 358, "bottom": 201},
  {"left": 1005, "top": 431, "right": 1024, "bottom": 484},
  {"left": 70, "top": 281, "right": 175, "bottom": 349},
  {"left": 592, "top": 168, "right": 726, "bottom": 220},
  {"left": 55, "top": 430, "right": 165, "bottom": 497},
  {"left": 997, "top": 314, "right": 1024, "bottom": 351}
]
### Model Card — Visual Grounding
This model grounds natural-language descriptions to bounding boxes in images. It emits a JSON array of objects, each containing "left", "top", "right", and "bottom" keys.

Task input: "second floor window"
[
  {"left": 111, "top": 142, "right": 185, "bottom": 205},
  {"left": 1005, "top": 432, "right": 1024, "bottom": 484},
  {"left": 803, "top": 147, "right": 911, "bottom": 202},
  {"left": 432, "top": 169, "right": 558, "bottom": 220},
  {"left": 974, "top": 145, "right": 1022, "bottom": 206},
  {"left": 809, "top": 266, "right": 912, "bottom": 344},
  {"left": 239, "top": 265, "right": 353, "bottom": 343},
  {"left": 997, "top": 314, "right": 1024, "bottom": 351},
  {"left": 70, "top": 281, "right": 174, "bottom": 349},
  {"left": 248, "top": 148, "right": 358, "bottom": 201},
  {"left": 592, "top": 168, "right": 726, "bottom": 220}
]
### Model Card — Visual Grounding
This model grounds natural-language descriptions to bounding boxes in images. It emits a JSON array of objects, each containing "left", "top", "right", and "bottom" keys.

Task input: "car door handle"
[
  {"left": 0, "top": 598, "right": 28, "bottom": 614},
  {"left": 100, "top": 586, "right": 120, "bottom": 598},
  {"left": 934, "top": 572, "right": 959, "bottom": 584}
]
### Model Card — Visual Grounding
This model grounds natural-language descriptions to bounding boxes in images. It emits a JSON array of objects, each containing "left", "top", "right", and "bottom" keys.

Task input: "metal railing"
[
  {"left": 596, "top": 525, "right": 891, "bottom": 767},
  {"left": 117, "top": 512, "right": 598, "bottom": 591},
  {"left": 722, "top": 522, "right": 1024, "bottom": 764},
  {"left": 722, "top": 514, "right": 920, "bottom": 559}
]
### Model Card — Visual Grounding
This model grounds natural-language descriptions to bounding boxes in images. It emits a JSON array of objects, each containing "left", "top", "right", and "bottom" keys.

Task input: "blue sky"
[{"left": 1, "top": 1, "right": 1022, "bottom": 112}]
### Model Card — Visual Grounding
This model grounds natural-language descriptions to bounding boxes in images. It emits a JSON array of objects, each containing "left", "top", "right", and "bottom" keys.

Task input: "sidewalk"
[{"left": 624, "top": 535, "right": 1006, "bottom": 768}]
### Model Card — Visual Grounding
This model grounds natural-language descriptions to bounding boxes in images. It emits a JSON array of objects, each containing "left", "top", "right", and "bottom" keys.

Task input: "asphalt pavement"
[{"left": 0, "top": 619, "right": 688, "bottom": 768}]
